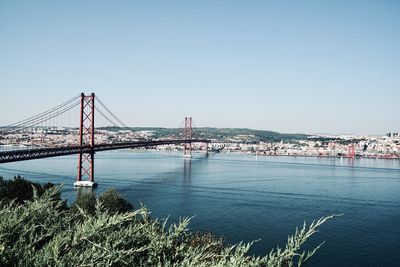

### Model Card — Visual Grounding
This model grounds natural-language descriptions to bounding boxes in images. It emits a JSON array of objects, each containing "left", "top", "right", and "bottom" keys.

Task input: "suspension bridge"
[{"left": 0, "top": 93, "right": 210, "bottom": 186}]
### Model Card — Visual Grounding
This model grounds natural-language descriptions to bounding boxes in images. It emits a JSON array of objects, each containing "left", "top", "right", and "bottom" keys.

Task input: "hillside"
[{"left": 125, "top": 127, "right": 309, "bottom": 143}]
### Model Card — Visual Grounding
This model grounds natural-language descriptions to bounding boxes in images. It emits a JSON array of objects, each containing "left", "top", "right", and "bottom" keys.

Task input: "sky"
[{"left": 0, "top": 0, "right": 399, "bottom": 135}]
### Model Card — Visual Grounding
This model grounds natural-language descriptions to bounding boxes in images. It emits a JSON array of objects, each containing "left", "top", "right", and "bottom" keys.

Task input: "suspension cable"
[
  {"left": 3, "top": 94, "right": 81, "bottom": 130},
  {"left": 3, "top": 99, "right": 80, "bottom": 132},
  {"left": 95, "top": 96, "right": 130, "bottom": 129},
  {"left": 94, "top": 106, "right": 120, "bottom": 128}
]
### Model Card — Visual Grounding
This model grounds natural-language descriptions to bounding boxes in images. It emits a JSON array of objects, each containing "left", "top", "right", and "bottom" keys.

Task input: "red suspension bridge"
[{"left": 0, "top": 93, "right": 210, "bottom": 186}]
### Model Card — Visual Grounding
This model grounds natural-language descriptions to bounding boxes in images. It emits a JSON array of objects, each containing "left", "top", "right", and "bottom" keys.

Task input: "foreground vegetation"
[{"left": 0, "top": 177, "right": 338, "bottom": 266}]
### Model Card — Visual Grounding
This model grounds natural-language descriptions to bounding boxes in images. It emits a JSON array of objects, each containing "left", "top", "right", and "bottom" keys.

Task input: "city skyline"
[{"left": 1, "top": 1, "right": 399, "bottom": 135}]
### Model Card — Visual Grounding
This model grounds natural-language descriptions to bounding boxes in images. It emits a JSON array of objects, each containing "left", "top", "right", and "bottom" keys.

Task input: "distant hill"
[
  {"left": 190, "top": 127, "right": 309, "bottom": 143},
  {"left": 101, "top": 127, "right": 309, "bottom": 143}
]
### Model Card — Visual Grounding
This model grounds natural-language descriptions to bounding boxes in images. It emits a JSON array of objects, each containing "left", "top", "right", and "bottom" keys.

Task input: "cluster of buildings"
[
  {"left": 1, "top": 128, "right": 399, "bottom": 159},
  {"left": 155, "top": 134, "right": 400, "bottom": 159},
  {"left": 0, "top": 127, "right": 152, "bottom": 148},
  {"left": 216, "top": 136, "right": 400, "bottom": 159}
]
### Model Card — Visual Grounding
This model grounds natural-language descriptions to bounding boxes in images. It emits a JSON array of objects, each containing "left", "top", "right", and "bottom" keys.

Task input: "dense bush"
[
  {"left": 0, "top": 183, "right": 338, "bottom": 266},
  {"left": 71, "top": 189, "right": 133, "bottom": 216},
  {"left": 0, "top": 176, "right": 62, "bottom": 204},
  {"left": 99, "top": 189, "right": 133, "bottom": 214},
  {"left": 71, "top": 190, "right": 97, "bottom": 215}
]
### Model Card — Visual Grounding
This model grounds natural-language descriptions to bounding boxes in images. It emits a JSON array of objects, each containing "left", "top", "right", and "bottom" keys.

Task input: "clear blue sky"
[{"left": 1, "top": 0, "right": 399, "bottom": 134}]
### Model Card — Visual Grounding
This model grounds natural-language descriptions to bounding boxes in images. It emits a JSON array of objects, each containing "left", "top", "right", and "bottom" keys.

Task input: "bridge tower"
[
  {"left": 74, "top": 93, "right": 97, "bottom": 187},
  {"left": 184, "top": 117, "right": 192, "bottom": 159}
]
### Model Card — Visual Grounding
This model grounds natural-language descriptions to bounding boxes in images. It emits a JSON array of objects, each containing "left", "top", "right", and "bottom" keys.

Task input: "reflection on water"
[{"left": 183, "top": 159, "right": 192, "bottom": 184}]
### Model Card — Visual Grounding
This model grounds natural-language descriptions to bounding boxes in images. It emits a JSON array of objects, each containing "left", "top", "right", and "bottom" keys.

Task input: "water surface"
[{"left": 0, "top": 149, "right": 399, "bottom": 266}]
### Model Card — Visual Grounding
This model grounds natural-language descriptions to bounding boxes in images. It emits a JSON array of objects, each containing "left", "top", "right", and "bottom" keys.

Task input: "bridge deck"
[{"left": 0, "top": 139, "right": 210, "bottom": 163}]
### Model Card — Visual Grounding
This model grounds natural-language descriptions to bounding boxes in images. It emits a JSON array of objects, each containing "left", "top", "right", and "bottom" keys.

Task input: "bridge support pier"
[{"left": 74, "top": 92, "right": 97, "bottom": 187}]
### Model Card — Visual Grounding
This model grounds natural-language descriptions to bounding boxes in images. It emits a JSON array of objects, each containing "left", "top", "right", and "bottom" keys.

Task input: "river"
[{"left": 0, "top": 149, "right": 399, "bottom": 266}]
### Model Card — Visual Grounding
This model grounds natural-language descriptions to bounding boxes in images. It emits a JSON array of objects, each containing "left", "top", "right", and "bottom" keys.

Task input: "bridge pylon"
[
  {"left": 183, "top": 117, "right": 192, "bottom": 159},
  {"left": 74, "top": 92, "right": 97, "bottom": 187}
]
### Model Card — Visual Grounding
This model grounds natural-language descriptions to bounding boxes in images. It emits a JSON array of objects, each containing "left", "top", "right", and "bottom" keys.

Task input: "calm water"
[{"left": 0, "top": 149, "right": 399, "bottom": 266}]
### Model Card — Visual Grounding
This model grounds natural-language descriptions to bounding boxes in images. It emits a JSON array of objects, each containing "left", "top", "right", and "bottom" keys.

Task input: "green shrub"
[
  {"left": 185, "top": 231, "right": 226, "bottom": 256},
  {"left": 99, "top": 189, "right": 133, "bottom": 214},
  {"left": 71, "top": 190, "right": 97, "bottom": 216}
]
